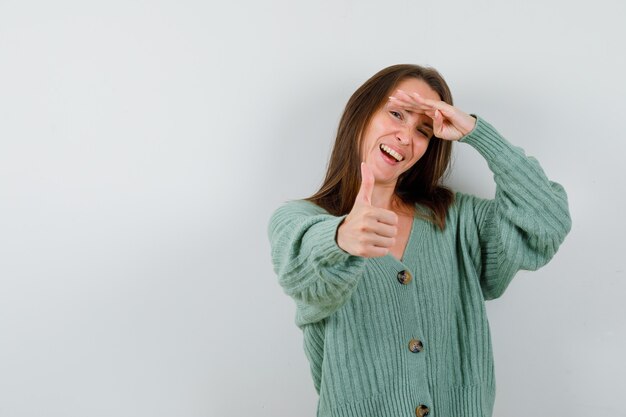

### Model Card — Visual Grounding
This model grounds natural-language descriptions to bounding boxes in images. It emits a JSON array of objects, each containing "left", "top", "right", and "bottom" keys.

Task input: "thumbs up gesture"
[{"left": 336, "top": 163, "right": 399, "bottom": 258}]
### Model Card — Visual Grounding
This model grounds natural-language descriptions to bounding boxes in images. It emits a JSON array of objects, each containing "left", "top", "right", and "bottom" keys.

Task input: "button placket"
[{"left": 390, "top": 262, "right": 429, "bottom": 417}]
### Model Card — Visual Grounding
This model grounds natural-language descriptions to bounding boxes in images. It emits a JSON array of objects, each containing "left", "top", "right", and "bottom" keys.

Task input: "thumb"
[{"left": 355, "top": 162, "right": 374, "bottom": 206}]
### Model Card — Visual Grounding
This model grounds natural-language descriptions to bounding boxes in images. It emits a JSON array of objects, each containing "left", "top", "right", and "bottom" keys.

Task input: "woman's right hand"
[{"left": 336, "top": 163, "right": 398, "bottom": 258}]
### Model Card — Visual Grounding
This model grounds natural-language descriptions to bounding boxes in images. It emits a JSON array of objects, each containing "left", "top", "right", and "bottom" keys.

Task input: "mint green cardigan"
[{"left": 267, "top": 116, "right": 571, "bottom": 417}]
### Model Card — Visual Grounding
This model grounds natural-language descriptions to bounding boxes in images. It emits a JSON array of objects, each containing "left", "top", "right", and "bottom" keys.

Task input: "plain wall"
[{"left": 1, "top": 1, "right": 624, "bottom": 416}]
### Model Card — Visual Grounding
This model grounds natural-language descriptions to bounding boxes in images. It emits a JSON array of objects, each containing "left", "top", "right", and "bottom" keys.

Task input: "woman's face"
[{"left": 360, "top": 77, "right": 441, "bottom": 186}]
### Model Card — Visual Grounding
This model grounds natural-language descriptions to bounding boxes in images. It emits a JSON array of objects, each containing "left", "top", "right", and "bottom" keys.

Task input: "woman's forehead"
[{"left": 393, "top": 78, "right": 441, "bottom": 101}]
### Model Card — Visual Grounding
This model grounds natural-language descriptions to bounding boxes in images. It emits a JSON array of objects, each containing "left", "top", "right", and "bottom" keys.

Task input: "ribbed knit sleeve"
[
  {"left": 268, "top": 200, "right": 367, "bottom": 326},
  {"left": 458, "top": 116, "right": 572, "bottom": 300}
]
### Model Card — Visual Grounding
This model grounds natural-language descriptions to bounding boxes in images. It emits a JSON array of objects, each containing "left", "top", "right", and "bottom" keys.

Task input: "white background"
[{"left": 1, "top": 1, "right": 625, "bottom": 416}]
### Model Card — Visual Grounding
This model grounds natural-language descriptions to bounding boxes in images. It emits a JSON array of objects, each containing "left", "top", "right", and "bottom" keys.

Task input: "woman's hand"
[
  {"left": 336, "top": 163, "right": 398, "bottom": 258},
  {"left": 389, "top": 89, "right": 476, "bottom": 141}
]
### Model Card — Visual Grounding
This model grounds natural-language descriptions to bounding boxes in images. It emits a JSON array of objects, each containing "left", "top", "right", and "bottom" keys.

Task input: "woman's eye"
[
  {"left": 390, "top": 111, "right": 402, "bottom": 119},
  {"left": 418, "top": 129, "right": 432, "bottom": 138}
]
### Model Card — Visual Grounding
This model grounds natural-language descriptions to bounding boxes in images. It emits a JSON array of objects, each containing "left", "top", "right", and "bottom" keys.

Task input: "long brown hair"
[{"left": 305, "top": 64, "right": 455, "bottom": 230}]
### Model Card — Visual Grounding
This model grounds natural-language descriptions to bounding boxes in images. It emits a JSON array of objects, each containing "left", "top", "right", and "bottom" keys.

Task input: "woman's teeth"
[{"left": 380, "top": 144, "right": 403, "bottom": 162}]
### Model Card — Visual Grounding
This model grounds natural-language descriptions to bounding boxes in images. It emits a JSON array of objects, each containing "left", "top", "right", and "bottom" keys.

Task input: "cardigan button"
[
  {"left": 415, "top": 404, "right": 430, "bottom": 417},
  {"left": 408, "top": 339, "right": 424, "bottom": 353},
  {"left": 397, "top": 270, "right": 412, "bottom": 285}
]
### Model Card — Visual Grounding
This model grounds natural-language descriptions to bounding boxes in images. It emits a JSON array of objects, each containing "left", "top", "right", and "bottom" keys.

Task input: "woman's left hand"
[{"left": 389, "top": 89, "right": 476, "bottom": 141}]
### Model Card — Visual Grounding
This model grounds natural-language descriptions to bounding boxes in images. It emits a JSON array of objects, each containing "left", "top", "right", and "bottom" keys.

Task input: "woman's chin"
[{"left": 373, "top": 171, "right": 400, "bottom": 186}]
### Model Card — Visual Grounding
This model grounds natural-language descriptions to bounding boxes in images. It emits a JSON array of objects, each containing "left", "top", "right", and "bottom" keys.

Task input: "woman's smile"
[{"left": 379, "top": 143, "right": 404, "bottom": 163}]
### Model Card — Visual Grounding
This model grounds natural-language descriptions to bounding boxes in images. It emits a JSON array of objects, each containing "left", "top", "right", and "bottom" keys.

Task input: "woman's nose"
[
  {"left": 396, "top": 134, "right": 409, "bottom": 145},
  {"left": 396, "top": 128, "right": 412, "bottom": 145}
]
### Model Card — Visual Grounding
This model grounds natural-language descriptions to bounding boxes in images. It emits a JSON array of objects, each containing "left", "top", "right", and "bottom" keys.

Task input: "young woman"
[{"left": 268, "top": 64, "right": 571, "bottom": 417}]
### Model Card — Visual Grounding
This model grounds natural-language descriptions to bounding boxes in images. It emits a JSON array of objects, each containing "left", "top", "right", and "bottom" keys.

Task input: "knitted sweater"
[{"left": 267, "top": 116, "right": 572, "bottom": 417}]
